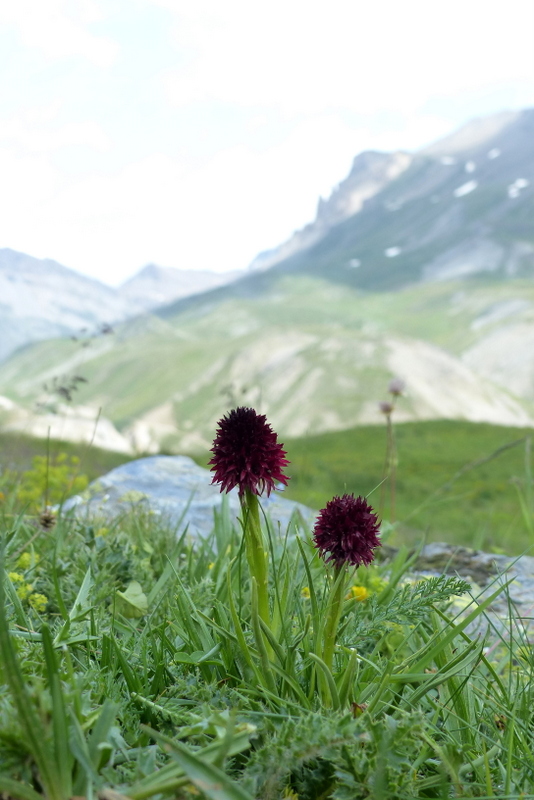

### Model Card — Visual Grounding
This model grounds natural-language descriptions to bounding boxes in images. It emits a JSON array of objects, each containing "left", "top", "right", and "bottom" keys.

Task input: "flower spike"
[
  {"left": 313, "top": 494, "right": 381, "bottom": 568},
  {"left": 209, "top": 407, "right": 289, "bottom": 498}
]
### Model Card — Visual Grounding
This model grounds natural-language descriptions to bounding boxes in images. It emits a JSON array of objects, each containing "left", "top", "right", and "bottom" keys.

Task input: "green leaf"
[
  {"left": 308, "top": 652, "right": 340, "bottom": 710},
  {"left": 151, "top": 732, "right": 255, "bottom": 800},
  {"left": 0, "top": 777, "right": 47, "bottom": 800},
  {"left": 115, "top": 581, "right": 148, "bottom": 619},
  {"left": 41, "top": 624, "right": 73, "bottom": 796}
]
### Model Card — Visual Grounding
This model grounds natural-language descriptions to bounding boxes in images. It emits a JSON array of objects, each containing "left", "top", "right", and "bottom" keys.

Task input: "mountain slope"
[
  {"left": 234, "top": 108, "right": 534, "bottom": 296},
  {"left": 1, "top": 273, "right": 533, "bottom": 454},
  {"left": 0, "top": 249, "right": 242, "bottom": 363},
  {"left": 119, "top": 264, "right": 242, "bottom": 312},
  {"left": 0, "top": 249, "right": 133, "bottom": 363}
]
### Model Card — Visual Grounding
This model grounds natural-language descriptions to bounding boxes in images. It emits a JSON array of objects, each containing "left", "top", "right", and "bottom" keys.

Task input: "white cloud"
[
  {"left": 0, "top": 116, "right": 387, "bottom": 281},
  {"left": 0, "top": 0, "right": 118, "bottom": 66},
  {"left": 0, "top": 115, "right": 112, "bottom": 154},
  {"left": 1, "top": 0, "right": 533, "bottom": 285},
  {"left": 157, "top": 0, "right": 534, "bottom": 116}
]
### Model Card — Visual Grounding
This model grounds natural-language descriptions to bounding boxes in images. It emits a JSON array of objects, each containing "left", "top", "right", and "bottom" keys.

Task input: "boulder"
[
  {"left": 410, "top": 541, "right": 534, "bottom": 641},
  {"left": 63, "top": 454, "right": 316, "bottom": 538}
]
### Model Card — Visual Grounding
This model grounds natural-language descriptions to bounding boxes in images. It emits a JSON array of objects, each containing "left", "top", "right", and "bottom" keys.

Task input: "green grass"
[
  {"left": 283, "top": 420, "right": 534, "bottom": 554},
  {"left": 0, "top": 431, "right": 131, "bottom": 481},
  {"left": 1, "top": 471, "right": 534, "bottom": 798},
  {"left": 4, "top": 418, "right": 534, "bottom": 556}
]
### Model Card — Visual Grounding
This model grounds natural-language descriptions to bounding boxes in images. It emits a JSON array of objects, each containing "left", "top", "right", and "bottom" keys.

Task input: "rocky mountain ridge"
[
  {"left": 249, "top": 150, "right": 412, "bottom": 272},
  {"left": 248, "top": 108, "right": 533, "bottom": 289}
]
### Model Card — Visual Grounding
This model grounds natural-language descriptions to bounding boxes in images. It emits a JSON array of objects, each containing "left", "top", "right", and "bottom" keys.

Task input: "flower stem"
[
  {"left": 321, "top": 565, "right": 348, "bottom": 671},
  {"left": 241, "top": 489, "right": 270, "bottom": 629}
]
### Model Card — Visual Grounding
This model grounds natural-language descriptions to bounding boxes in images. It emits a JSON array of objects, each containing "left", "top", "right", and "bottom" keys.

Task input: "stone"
[
  {"left": 63, "top": 454, "right": 316, "bottom": 538},
  {"left": 411, "top": 541, "right": 534, "bottom": 642}
]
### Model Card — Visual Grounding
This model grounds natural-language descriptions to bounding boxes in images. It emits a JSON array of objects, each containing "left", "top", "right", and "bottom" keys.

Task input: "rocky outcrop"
[
  {"left": 248, "top": 151, "right": 411, "bottom": 272},
  {"left": 397, "top": 541, "right": 534, "bottom": 642},
  {"left": 63, "top": 455, "right": 316, "bottom": 538}
]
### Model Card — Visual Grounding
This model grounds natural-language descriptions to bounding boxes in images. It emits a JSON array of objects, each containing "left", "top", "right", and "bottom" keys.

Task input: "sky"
[{"left": 0, "top": 0, "right": 533, "bottom": 286}]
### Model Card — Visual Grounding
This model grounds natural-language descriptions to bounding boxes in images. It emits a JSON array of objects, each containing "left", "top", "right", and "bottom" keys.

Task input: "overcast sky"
[{"left": 1, "top": 0, "right": 533, "bottom": 286}]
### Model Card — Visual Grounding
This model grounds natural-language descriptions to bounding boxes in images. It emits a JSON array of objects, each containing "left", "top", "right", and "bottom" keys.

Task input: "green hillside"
[
  {"left": 0, "top": 431, "right": 131, "bottom": 481},
  {"left": 1, "top": 273, "right": 534, "bottom": 457},
  {"left": 284, "top": 420, "right": 534, "bottom": 554}
]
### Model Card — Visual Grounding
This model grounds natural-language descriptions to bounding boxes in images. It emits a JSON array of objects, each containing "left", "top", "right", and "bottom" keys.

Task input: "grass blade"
[{"left": 149, "top": 729, "right": 254, "bottom": 800}]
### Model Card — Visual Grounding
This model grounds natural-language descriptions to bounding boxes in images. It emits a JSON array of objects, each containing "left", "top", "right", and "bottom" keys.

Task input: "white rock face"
[
  {"left": 463, "top": 323, "right": 534, "bottom": 400},
  {"left": 1, "top": 400, "right": 133, "bottom": 454},
  {"left": 385, "top": 337, "right": 534, "bottom": 427}
]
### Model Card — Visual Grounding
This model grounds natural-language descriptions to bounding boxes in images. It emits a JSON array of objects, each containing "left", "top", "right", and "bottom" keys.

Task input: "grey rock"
[
  {"left": 412, "top": 541, "right": 534, "bottom": 642},
  {"left": 63, "top": 455, "right": 316, "bottom": 538}
]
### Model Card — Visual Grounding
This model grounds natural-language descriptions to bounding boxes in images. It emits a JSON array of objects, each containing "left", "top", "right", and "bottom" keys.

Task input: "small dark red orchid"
[{"left": 209, "top": 407, "right": 289, "bottom": 498}]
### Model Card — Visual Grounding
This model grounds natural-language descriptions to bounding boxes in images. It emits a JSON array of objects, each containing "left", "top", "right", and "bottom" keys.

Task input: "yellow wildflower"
[
  {"left": 369, "top": 575, "right": 388, "bottom": 593},
  {"left": 17, "top": 552, "right": 33, "bottom": 570},
  {"left": 301, "top": 586, "right": 311, "bottom": 599},
  {"left": 16, "top": 583, "right": 34, "bottom": 601},
  {"left": 8, "top": 571, "right": 24, "bottom": 584},
  {"left": 346, "top": 585, "right": 370, "bottom": 601},
  {"left": 208, "top": 562, "right": 215, "bottom": 570},
  {"left": 29, "top": 593, "right": 48, "bottom": 613}
]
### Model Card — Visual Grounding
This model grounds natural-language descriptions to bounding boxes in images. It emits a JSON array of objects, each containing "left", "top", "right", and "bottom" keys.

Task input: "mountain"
[
  {"left": 0, "top": 109, "right": 533, "bottom": 452},
  {"left": 0, "top": 249, "right": 242, "bottom": 363},
  {"left": 249, "top": 150, "right": 412, "bottom": 271},
  {"left": 0, "top": 249, "right": 132, "bottom": 363},
  {"left": 119, "top": 263, "right": 241, "bottom": 312},
  {"left": 247, "top": 108, "right": 533, "bottom": 290},
  {"left": 1, "top": 272, "right": 533, "bottom": 454}
]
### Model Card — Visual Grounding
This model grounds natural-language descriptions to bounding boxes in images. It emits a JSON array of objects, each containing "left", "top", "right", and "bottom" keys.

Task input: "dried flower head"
[
  {"left": 313, "top": 494, "right": 381, "bottom": 568},
  {"left": 388, "top": 377, "right": 405, "bottom": 397},
  {"left": 39, "top": 509, "right": 57, "bottom": 530},
  {"left": 379, "top": 401, "right": 394, "bottom": 416},
  {"left": 209, "top": 407, "right": 289, "bottom": 498}
]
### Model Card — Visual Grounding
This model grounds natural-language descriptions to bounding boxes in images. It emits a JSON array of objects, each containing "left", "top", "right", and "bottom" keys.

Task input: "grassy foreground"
[{"left": 1, "top": 458, "right": 534, "bottom": 798}]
